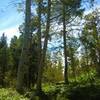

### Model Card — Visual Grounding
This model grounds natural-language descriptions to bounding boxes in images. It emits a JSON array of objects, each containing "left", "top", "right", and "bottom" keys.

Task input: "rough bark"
[
  {"left": 16, "top": 0, "right": 31, "bottom": 93},
  {"left": 62, "top": 3, "right": 69, "bottom": 84},
  {"left": 36, "top": 0, "right": 51, "bottom": 92}
]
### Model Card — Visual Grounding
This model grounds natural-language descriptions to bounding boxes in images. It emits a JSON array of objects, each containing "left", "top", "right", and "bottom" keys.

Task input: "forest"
[{"left": 0, "top": 0, "right": 100, "bottom": 100}]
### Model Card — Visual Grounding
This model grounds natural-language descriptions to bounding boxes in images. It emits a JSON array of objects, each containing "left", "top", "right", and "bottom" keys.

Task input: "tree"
[
  {"left": 16, "top": 0, "right": 32, "bottom": 93},
  {"left": 80, "top": 9, "right": 100, "bottom": 76},
  {"left": 59, "top": 0, "right": 83, "bottom": 84},
  {"left": 0, "top": 33, "right": 7, "bottom": 87},
  {"left": 9, "top": 36, "right": 22, "bottom": 77},
  {"left": 67, "top": 36, "right": 80, "bottom": 80},
  {"left": 62, "top": 1, "right": 68, "bottom": 83},
  {"left": 36, "top": 0, "right": 51, "bottom": 93}
]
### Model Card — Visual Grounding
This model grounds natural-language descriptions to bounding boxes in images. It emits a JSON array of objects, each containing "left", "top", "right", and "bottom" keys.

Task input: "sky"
[
  {"left": 0, "top": 0, "right": 24, "bottom": 42},
  {"left": 0, "top": 0, "right": 100, "bottom": 43}
]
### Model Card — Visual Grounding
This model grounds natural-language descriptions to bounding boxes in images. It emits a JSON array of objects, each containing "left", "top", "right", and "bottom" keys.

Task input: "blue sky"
[
  {"left": 0, "top": 0, "right": 100, "bottom": 43},
  {"left": 0, "top": 0, "right": 24, "bottom": 42}
]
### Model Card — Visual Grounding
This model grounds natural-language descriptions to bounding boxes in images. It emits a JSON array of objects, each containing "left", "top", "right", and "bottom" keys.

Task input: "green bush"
[{"left": 0, "top": 88, "right": 28, "bottom": 100}]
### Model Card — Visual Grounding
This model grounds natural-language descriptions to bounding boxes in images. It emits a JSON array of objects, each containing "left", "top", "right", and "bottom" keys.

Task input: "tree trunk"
[
  {"left": 36, "top": 0, "right": 51, "bottom": 93},
  {"left": 35, "top": 0, "right": 42, "bottom": 92},
  {"left": 62, "top": 3, "right": 69, "bottom": 84},
  {"left": 16, "top": 0, "right": 32, "bottom": 93}
]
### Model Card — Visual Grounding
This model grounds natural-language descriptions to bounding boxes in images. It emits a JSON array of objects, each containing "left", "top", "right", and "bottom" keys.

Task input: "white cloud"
[{"left": 0, "top": 25, "right": 20, "bottom": 44}]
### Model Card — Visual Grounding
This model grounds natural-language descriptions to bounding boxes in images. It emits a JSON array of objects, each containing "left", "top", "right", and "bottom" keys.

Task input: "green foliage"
[
  {"left": 0, "top": 33, "right": 8, "bottom": 87},
  {"left": 0, "top": 88, "right": 28, "bottom": 100},
  {"left": 48, "top": 78, "right": 100, "bottom": 100},
  {"left": 80, "top": 8, "right": 100, "bottom": 76},
  {"left": 67, "top": 85, "right": 100, "bottom": 100},
  {"left": 42, "top": 83, "right": 57, "bottom": 93},
  {"left": 43, "top": 57, "right": 63, "bottom": 83},
  {"left": 76, "top": 69, "right": 96, "bottom": 84},
  {"left": 4, "top": 71, "right": 16, "bottom": 87},
  {"left": 43, "top": 65, "right": 63, "bottom": 83},
  {"left": 41, "top": 70, "right": 99, "bottom": 100},
  {"left": 9, "top": 36, "right": 21, "bottom": 76},
  {"left": 0, "top": 0, "right": 99, "bottom": 99}
]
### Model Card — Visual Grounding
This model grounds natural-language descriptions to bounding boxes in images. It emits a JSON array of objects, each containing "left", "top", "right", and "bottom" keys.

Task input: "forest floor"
[{"left": 0, "top": 79, "right": 100, "bottom": 100}]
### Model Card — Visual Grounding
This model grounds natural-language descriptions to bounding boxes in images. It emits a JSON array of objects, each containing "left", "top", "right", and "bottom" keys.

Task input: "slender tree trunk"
[
  {"left": 16, "top": 0, "right": 31, "bottom": 93},
  {"left": 96, "top": 38, "right": 100, "bottom": 76},
  {"left": 37, "top": 0, "right": 42, "bottom": 74},
  {"left": 62, "top": 3, "right": 69, "bottom": 84},
  {"left": 35, "top": 0, "right": 42, "bottom": 92},
  {"left": 93, "top": 22, "right": 100, "bottom": 76},
  {"left": 71, "top": 54, "right": 76, "bottom": 80},
  {"left": 36, "top": 0, "right": 51, "bottom": 92}
]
